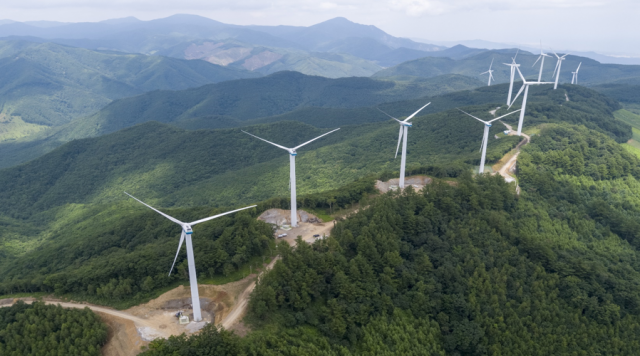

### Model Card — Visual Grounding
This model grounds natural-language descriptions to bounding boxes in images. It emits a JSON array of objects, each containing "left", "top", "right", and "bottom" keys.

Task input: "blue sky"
[{"left": 1, "top": 0, "right": 638, "bottom": 56}]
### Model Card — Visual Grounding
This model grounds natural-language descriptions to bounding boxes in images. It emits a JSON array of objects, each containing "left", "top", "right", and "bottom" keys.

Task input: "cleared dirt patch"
[
  {"left": 375, "top": 175, "right": 433, "bottom": 194},
  {"left": 99, "top": 312, "right": 148, "bottom": 356}
]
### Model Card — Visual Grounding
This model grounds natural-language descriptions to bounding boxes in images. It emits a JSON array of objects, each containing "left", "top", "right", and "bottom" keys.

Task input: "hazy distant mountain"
[
  {"left": 373, "top": 49, "right": 640, "bottom": 87},
  {"left": 0, "top": 15, "right": 444, "bottom": 75},
  {"left": 414, "top": 38, "right": 640, "bottom": 66}
]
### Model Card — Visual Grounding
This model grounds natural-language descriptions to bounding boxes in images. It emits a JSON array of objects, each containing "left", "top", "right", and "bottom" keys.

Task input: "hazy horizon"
[{"left": 0, "top": 0, "right": 637, "bottom": 57}]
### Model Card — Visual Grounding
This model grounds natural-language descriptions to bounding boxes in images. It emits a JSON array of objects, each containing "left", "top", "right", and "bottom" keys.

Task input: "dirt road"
[
  {"left": 1, "top": 299, "right": 168, "bottom": 336},
  {"left": 220, "top": 257, "right": 279, "bottom": 329},
  {"left": 496, "top": 121, "right": 531, "bottom": 190}
]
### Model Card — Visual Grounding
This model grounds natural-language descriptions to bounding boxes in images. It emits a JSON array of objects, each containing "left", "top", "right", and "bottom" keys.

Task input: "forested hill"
[
  {"left": 0, "top": 72, "right": 483, "bottom": 168},
  {"left": 0, "top": 84, "right": 627, "bottom": 222},
  {"left": 373, "top": 49, "right": 640, "bottom": 86},
  {"left": 0, "top": 40, "right": 259, "bottom": 128},
  {"left": 139, "top": 123, "right": 640, "bottom": 355}
]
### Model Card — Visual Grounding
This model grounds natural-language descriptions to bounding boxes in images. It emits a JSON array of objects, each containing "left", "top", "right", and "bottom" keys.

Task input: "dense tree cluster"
[
  {"left": 237, "top": 124, "right": 640, "bottom": 355},
  {"left": 0, "top": 210, "right": 272, "bottom": 308},
  {"left": 0, "top": 301, "right": 107, "bottom": 356}
]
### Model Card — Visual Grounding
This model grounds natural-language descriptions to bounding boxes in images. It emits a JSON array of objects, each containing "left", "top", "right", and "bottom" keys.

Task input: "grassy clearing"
[
  {"left": 303, "top": 207, "right": 334, "bottom": 223},
  {"left": 614, "top": 109, "right": 640, "bottom": 130},
  {"left": 623, "top": 143, "right": 640, "bottom": 158}
]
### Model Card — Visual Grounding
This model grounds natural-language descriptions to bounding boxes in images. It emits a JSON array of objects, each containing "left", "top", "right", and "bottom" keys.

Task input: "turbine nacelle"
[{"left": 182, "top": 225, "right": 193, "bottom": 234}]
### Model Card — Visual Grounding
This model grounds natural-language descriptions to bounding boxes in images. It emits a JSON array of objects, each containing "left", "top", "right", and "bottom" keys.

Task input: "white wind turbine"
[
  {"left": 124, "top": 192, "right": 256, "bottom": 322},
  {"left": 481, "top": 58, "right": 496, "bottom": 86},
  {"left": 509, "top": 66, "right": 554, "bottom": 135},
  {"left": 504, "top": 50, "right": 520, "bottom": 105},
  {"left": 533, "top": 42, "right": 552, "bottom": 82},
  {"left": 242, "top": 128, "right": 339, "bottom": 227},
  {"left": 571, "top": 62, "right": 582, "bottom": 84},
  {"left": 378, "top": 102, "right": 431, "bottom": 189},
  {"left": 457, "top": 108, "right": 522, "bottom": 173},
  {"left": 552, "top": 51, "right": 570, "bottom": 89}
]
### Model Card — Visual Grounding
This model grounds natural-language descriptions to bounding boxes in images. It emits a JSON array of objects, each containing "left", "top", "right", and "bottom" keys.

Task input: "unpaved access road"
[
  {"left": 497, "top": 121, "right": 530, "bottom": 186},
  {"left": 1, "top": 299, "right": 173, "bottom": 339},
  {"left": 220, "top": 257, "right": 280, "bottom": 329}
]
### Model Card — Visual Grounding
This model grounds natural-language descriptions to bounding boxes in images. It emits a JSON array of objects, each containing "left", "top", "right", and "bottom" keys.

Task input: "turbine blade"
[
  {"left": 457, "top": 108, "right": 487, "bottom": 124},
  {"left": 378, "top": 108, "right": 403, "bottom": 124},
  {"left": 509, "top": 84, "right": 526, "bottom": 108},
  {"left": 488, "top": 109, "right": 522, "bottom": 123},
  {"left": 480, "top": 70, "right": 490, "bottom": 75},
  {"left": 168, "top": 231, "right": 186, "bottom": 276},
  {"left": 533, "top": 55, "right": 541, "bottom": 67},
  {"left": 515, "top": 66, "right": 527, "bottom": 83},
  {"left": 513, "top": 49, "right": 519, "bottom": 62},
  {"left": 403, "top": 102, "right": 431, "bottom": 122},
  {"left": 395, "top": 125, "right": 403, "bottom": 159},
  {"left": 190, "top": 205, "right": 258, "bottom": 226},
  {"left": 552, "top": 60, "right": 560, "bottom": 78},
  {"left": 125, "top": 192, "right": 183, "bottom": 225},
  {"left": 489, "top": 58, "right": 494, "bottom": 70},
  {"left": 242, "top": 130, "right": 291, "bottom": 151},
  {"left": 293, "top": 128, "right": 340, "bottom": 150},
  {"left": 576, "top": 62, "right": 582, "bottom": 72}
]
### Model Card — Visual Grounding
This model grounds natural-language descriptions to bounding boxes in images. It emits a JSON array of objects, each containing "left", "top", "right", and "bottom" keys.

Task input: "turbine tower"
[
  {"left": 481, "top": 58, "right": 495, "bottom": 86},
  {"left": 124, "top": 192, "right": 256, "bottom": 322},
  {"left": 457, "top": 109, "right": 521, "bottom": 173},
  {"left": 533, "top": 42, "right": 552, "bottom": 82},
  {"left": 377, "top": 102, "right": 431, "bottom": 189},
  {"left": 552, "top": 51, "right": 570, "bottom": 90},
  {"left": 571, "top": 62, "right": 582, "bottom": 84},
  {"left": 509, "top": 66, "right": 554, "bottom": 136},
  {"left": 503, "top": 50, "right": 520, "bottom": 105},
  {"left": 242, "top": 128, "right": 339, "bottom": 227}
]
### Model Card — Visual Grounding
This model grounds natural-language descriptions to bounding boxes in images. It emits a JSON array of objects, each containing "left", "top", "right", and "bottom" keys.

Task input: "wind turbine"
[
  {"left": 124, "top": 192, "right": 256, "bottom": 322},
  {"left": 481, "top": 58, "right": 496, "bottom": 86},
  {"left": 504, "top": 50, "right": 520, "bottom": 105},
  {"left": 509, "top": 66, "right": 554, "bottom": 135},
  {"left": 457, "top": 108, "right": 521, "bottom": 173},
  {"left": 377, "top": 102, "right": 431, "bottom": 189},
  {"left": 571, "top": 62, "right": 582, "bottom": 84},
  {"left": 552, "top": 51, "right": 570, "bottom": 89},
  {"left": 533, "top": 42, "right": 552, "bottom": 82},
  {"left": 242, "top": 128, "right": 339, "bottom": 227}
]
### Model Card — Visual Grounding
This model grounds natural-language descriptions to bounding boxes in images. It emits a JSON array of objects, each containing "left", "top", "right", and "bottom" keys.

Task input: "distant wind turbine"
[
  {"left": 552, "top": 51, "right": 570, "bottom": 89},
  {"left": 509, "top": 66, "right": 554, "bottom": 135},
  {"left": 571, "top": 62, "right": 582, "bottom": 84},
  {"left": 481, "top": 58, "right": 496, "bottom": 86},
  {"left": 457, "top": 108, "right": 521, "bottom": 173},
  {"left": 242, "top": 128, "right": 339, "bottom": 227},
  {"left": 533, "top": 42, "right": 552, "bottom": 82},
  {"left": 125, "top": 192, "right": 256, "bottom": 322},
  {"left": 503, "top": 50, "right": 520, "bottom": 105},
  {"left": 378, "top": 102, "right": 431, "bottom": 189}
]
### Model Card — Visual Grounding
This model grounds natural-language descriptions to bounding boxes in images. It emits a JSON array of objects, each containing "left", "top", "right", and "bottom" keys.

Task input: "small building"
[{"left": 504, "top": 130, "right": 510, "bottom": 135}]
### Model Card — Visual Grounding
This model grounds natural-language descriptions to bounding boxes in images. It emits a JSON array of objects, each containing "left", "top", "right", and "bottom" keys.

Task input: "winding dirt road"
[
  {"left": 496, "top": 121, "right": 531, "bottom": 191},
  {"left": 220, "top": 257, "right": 279, "bottom": 329},
  {"left": 1, "top": 299, "right": 173, "bottom": 339}
]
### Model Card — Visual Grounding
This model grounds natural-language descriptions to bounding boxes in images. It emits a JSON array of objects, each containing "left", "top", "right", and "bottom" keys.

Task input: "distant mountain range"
[
  {"left": 0, "top": 15, "right": 445, "bottom": 78},
  {"left": 373, "top": 49, "right": 640, "bottom": 87}
]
